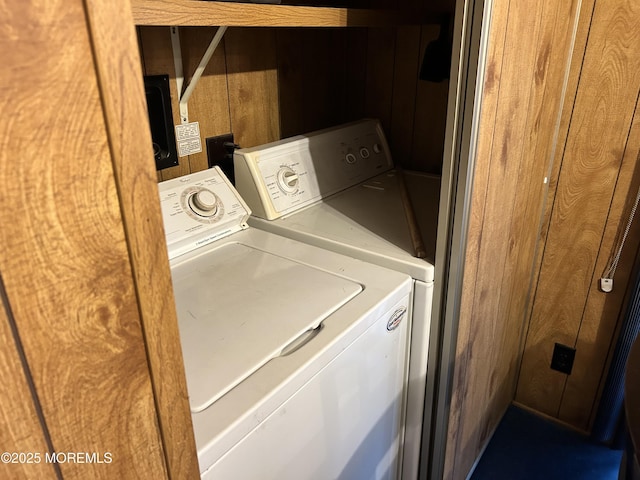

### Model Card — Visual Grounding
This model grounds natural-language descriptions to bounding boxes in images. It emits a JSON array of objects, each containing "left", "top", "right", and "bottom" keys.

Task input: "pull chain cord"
[{"left": 601, "top": 150, "right": 640, "bottom": 293}]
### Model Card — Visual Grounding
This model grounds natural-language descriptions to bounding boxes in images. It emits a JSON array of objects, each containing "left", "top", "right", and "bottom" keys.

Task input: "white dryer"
[
  {"left": 233, "top": 119, "right": 440, "bottom": 480},
  {"left": 158, "top": 166, "right": 413, "bottom": 479}
]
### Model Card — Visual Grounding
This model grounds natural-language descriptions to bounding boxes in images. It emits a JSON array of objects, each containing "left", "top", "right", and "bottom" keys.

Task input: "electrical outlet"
[
  {"left": 550, "top": 343, "right": 576, "bottom": 375},
  {"left": 206, "top": 133, "right": 236, "bottom": 184}
]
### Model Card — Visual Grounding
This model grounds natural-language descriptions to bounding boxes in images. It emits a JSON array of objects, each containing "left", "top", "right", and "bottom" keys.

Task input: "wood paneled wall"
[
  {"left": 1, "top": 0, "right": 198, "bottom": 477},
  {"left": 0, "top": 289, "right": 56, "bottom": 479},
  {"left": 444, "top": 0, "right": 585, "bottom": 478},
  {"left": 87, "top": 1, "right": 200, "bottom": 476},
  {"left": 1, "top": 0, "right": 167, "bottom": 477},
  {"left": 138, "top": 22, "right": 451, "bottom": 180},
  {"left": 516, "top": 0, "right": 640, "bottom": 431},
  {"left": 446, "top": 0, "right": 640, "bottom": 477}
]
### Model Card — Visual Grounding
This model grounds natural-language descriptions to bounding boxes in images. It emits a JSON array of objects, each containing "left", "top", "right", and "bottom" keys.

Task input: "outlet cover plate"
[
  {"left": 206, "top": 133, "right": 235, "bottom": 184},
  {"left": 550, "top": 343, "right": 576, "bottom": 375}
]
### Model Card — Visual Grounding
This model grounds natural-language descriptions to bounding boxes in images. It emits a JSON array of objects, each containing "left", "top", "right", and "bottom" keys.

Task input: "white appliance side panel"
[
  {"left": 202, "top": 296, "right": 411, "bottom": 480},
  {"left": 402, "top": 280, "right": 434, "bottom": 480}
]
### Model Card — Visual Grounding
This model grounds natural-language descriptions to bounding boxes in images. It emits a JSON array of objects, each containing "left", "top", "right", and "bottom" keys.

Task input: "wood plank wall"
[
  {"left": 0, "top": 0, "right": 171, "bottom": 477},
  {"left": 447, "top": 0, "right": 640, "bottom": 476},
  {"left": 137, "top": 16, "right": 453, "bottom": 180},
  {"left": 516, "top": 0, "right": 640, "bottom": 431},
  {"left": 0, "top": 294, "right": 56, "bottom": 479},
  {"left": 443, "top": 0, "right": 585, "bottom": 478},
  {"left": 86, "top": 0, "right": 201, "bottom": 476}
]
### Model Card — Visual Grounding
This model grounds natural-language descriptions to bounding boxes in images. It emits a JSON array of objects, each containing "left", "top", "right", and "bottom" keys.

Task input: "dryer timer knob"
[{"left": 277, "top": 167, "right": 300, "bottom": 194}]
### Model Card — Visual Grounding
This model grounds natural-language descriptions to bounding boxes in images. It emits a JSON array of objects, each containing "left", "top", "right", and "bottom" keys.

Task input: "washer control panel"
[
  {"left": 233, "top": 119, "right": 393, "bottom": 220},
  {"left": 158, "top": 166, "right": 251, "bottom": 259}
]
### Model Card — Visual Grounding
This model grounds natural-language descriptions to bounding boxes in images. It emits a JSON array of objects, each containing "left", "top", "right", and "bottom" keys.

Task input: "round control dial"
[
  {"left": 188, "top": 188, "right": 220, "bottom": 217},
  {"left": 277, "top": 167, "right": 300, "bottom": 194}
]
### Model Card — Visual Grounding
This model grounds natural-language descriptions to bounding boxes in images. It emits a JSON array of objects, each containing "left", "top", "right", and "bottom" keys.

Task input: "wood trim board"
[{"left": 84, "top": 1, "right": 201, "bottom": 477}]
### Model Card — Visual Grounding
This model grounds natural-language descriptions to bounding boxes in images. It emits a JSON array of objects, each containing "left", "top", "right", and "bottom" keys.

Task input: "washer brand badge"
[{"left": 387, "top": 306, "right": 407, "bottom": 331}]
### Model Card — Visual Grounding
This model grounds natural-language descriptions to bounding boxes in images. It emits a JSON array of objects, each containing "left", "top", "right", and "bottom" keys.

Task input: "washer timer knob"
[
  {"left": 372, "top": 143, "right": 382, "bottom": 154},
  {"left": 277, "top": 167, "right": 300, "bottom": 194},
  {"left": 189, "top": 189, "right": 218, "bottom": 217}
]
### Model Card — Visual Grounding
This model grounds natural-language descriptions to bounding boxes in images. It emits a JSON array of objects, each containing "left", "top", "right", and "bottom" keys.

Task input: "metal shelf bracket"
[{"left": 170, "top": 25, "right": 228, "bottom": 124}]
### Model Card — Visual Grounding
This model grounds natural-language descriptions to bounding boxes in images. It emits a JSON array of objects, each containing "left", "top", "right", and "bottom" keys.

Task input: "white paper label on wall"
[{"left": 175, "top": 122, "right": 203, "bottom": 157}]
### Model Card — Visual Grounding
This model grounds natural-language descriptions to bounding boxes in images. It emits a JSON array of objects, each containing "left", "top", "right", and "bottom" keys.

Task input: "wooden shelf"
[{"left": 131, "top": 0, "right": 431, "bottom": 27}]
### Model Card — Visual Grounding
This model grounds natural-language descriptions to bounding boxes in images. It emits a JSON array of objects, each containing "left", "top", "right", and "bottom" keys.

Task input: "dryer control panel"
[
  {"left": 158, "top": 166, "right": 251, "bottom": 259},
  {"left": 233, "top": 119, "right": 393, "bottom": 220}
]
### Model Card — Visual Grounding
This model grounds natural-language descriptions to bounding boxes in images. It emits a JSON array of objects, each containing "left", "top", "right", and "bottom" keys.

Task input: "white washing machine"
[
  {"left": 158, "top": 166, "right": 414, "bottom": 479},
  {"left": 233, "top": 119, "right": 440, "bottom": 480}
]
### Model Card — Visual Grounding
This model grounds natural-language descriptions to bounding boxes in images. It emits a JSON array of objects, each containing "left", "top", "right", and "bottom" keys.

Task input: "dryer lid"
[
  {"left": 170, "top": 242, "right": 363, "bottom": 413},
  {"left": 250, "top": 171, "right": 436, "bottom": 283}
]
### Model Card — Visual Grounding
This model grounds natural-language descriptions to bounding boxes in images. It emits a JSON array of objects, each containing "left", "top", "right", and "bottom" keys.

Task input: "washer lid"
[{"left": 171, "top": 242, "right": 363, "bottom": 413}]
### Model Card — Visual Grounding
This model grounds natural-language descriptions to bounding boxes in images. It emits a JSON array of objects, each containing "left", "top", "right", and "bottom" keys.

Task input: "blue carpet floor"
[{"left": 471, "top": 406, "right": 623, "bottom": 480}]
